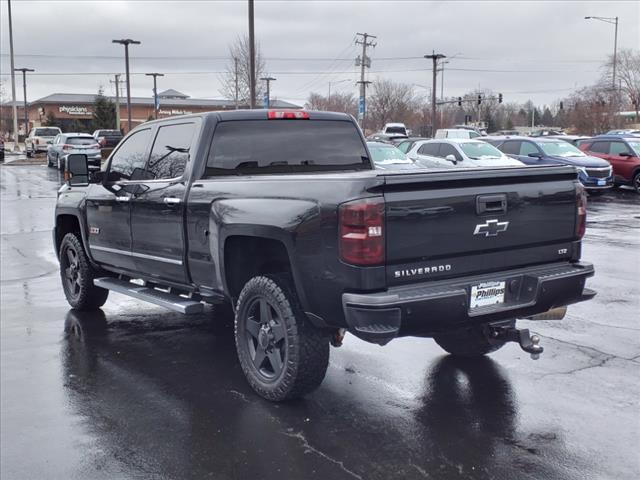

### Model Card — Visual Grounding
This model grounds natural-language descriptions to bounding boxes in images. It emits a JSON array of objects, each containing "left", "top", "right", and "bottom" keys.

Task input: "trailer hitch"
[{"left": 489, "top": 326, "right": 543, "bottom": 359}]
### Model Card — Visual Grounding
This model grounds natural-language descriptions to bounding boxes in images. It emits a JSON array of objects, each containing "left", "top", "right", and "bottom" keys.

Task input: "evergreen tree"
[
  {"left": 92, "top": 87, "right": 116, "bottom": 129},
  {"left": 43, "top": 111, "right": 60, "bottom": 127}
]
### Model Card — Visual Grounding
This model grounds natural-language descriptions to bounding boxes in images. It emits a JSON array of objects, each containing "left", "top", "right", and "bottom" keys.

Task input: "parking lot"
[{"left": 1, "top": 164, "right": 638, "bottom": 480}]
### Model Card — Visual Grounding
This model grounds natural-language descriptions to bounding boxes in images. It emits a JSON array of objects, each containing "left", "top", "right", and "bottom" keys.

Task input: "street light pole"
[
  {"left": 248, "top": 0, "right": 256, "bottom": 109},
  {"left": 14, "top": 68, "right": 34, "bottom": 138},
  {"left": 112, "top": 38, "right": 141, "bottom": 132},
  {"left": 145, "top": 73, "right": 164, "bottom": 119},
  {"left": 7, "top": 0, "right": 19, "bottom": 151},
  {"left": 260, "top": 77, "right": 276, "bottom": 108},
  {"left": 584, "top": 16, "right": 619, "bottom": 90}
]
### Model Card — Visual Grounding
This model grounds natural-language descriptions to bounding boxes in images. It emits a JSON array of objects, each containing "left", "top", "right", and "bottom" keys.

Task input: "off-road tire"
[
  {"left": 234, "top": 275, "right": 329, "bottom": 401},
  {"left": 434, "top": 320, "right": 514, "bottom": 357},
  {"left": 59, "top": 233, "right": 109, "bottom": 311}
]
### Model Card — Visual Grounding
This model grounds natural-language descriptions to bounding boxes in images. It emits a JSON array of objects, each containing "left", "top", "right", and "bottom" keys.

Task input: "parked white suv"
[
  {"left": 382, "top": 123, "right": 408, "bottom": 138},
  {"left": 435, "top": 128, "right": 482, "bottom": 140},
  {"left": 26, "top": 127, "right": 62, "bottom": 156},
  {"left": 407, "top": 139, "right": 524, "bottom": 169}
]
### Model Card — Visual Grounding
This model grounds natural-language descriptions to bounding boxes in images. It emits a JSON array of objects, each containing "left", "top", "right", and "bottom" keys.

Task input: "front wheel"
[
  {"left": 633, "top": 172, "right": 640, "bottom": 194},
  {"left": 234, "top": 275, "right": 329, "bottom": 401},
  {"left": 434, "top": 320, "right": 514, "bottom": 357},
  {"left": 59, "top": 233, "right": 109, "bottom": 310}
]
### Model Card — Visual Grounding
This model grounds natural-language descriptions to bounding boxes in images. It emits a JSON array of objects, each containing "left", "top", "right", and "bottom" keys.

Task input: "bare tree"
[
  {"left": 305, "top": 92, "right": 357, "bottom": 117},
  {"left": 219, "top": 35, "right": 267, "bottom": 106},
  {"left": 604, "top": 48, "right": 640, "bottom": 115},
  {"left": 368, "top": 79, "right": 420, "bottom": 132}
]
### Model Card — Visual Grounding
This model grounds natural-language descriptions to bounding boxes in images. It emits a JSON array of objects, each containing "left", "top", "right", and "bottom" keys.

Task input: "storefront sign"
[
  {"left": 59, "top": 105, "right": 91, "bottom": 116},
  {"left": 159, "top": 109, "right": 193, "bottom": 116}
]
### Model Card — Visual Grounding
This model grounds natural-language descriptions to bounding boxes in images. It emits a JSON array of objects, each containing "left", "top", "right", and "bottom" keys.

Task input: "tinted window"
[
  {"left": 34, "top": 128, "right": 60, "bottom": 136},
  {"left": 609, "top": 141, "right": 631, "bottom": 156},
  {"left": 66, "top": 137, "right": 96, "bottom": 145},
  {"left": 108, "top": 129, "right": 151, "bottom": 180},
  {"left": 205, "top": 120, "right": 369, "bottom": 176},
  {"left": 519, "top": 142, "right": 540, "bottom": 156},
  {"left": 385, "top": 126, "right": 406, "bottom": 134},
  {"left": 499, "top": 141, "right": 520, "bottom": 155},
  {"left": 588, "top": 141, "right": 609, "bottom": 154},
  {"left": 417, "top": 143, "right": 439, "bottom": 156},
  {"left": 439, "top": 144, "right": 463, "bottom": 162},
  {"left": 469, "top": 131, "right": 481, "bottom": 138},
  {"left": 396, "top": 141, "right": 411, "bottom": 153},
  {"left": 146, "top": 123, "right": 195, "bottom": 179}
]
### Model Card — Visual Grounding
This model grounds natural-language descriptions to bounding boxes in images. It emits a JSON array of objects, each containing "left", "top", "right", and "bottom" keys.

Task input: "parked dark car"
[
  {"left": 93, "top": 129, "right": 123, "bottom": 148},
  {"left": 486, "top": 136, "right": 613, "bottom": 192},
  {"left": 578, "top": 135, "right": 640, "bottom": 193},
  {"left": 55, "top": 110, "right": 595, "bottom": 401}
]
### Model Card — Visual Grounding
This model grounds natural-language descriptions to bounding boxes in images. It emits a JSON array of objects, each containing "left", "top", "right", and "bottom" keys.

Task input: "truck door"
[
  {"left": 130, "top": 121, "right": 198, "bottom": 283},
  {"left": 86, "top": 128, "right": 152, "bottom": 271}
]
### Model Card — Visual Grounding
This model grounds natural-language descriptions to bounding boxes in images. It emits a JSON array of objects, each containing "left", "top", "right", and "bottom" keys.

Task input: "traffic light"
[
  {"left": 457, "top": 97, "right": 462, "bottom": 106},
  {"left": 559, "top": 101, "right": 564, "bottom": 111},
  {"left": 477, "top": 95, "right": 482, "bottom": 105},
  {"left": 498, "top": 93, "right": 503, "bottom": 104}
]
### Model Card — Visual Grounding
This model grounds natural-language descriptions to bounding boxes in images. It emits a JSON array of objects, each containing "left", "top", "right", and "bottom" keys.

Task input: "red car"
[{"left": 579, "top": 135, "right": 640, "bottom": 193}]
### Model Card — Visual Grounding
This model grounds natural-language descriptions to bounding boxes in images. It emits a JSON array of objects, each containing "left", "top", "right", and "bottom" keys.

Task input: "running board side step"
[{"left": 94, "top": 277, "right": 204, "bottom": 314}]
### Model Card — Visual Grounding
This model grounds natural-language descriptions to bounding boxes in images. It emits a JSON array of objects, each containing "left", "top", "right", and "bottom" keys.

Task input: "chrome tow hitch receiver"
[{"left": 489, "top": 326, "right": 544, "bottom": 360}]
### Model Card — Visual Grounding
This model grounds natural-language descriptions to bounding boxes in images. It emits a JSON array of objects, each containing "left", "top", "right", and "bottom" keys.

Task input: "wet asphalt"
[{"left": 1, "top": 165, "right": 639, "bottom": 480}]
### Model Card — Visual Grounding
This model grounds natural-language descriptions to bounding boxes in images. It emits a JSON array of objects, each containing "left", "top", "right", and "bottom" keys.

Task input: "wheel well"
[
  {"left": 55, "top": 215, "right": 81, "bottom": 255},
  {"left": 224, "top": 236, "right": 293, "bottom": 300}
]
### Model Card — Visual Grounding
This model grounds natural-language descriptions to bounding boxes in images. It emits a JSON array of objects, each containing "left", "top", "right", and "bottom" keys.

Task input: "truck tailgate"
[{"left": 380, "top": 166, "right": 579, "bottom": 286}]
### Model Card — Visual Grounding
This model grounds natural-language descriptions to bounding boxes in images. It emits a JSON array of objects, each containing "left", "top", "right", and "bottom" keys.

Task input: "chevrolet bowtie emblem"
[{"left": 474, "top": 219, "right": 509, "bottom": 237}]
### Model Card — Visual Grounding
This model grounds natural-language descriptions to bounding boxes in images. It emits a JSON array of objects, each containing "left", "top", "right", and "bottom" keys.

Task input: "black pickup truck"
[{"left": 55, "top": 110, "right": 595, "bottom": 401}]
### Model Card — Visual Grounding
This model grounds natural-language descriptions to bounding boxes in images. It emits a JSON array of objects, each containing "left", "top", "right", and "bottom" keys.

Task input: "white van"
[{"left": 435, "top": 128, "right": 482, "bottom": 140}]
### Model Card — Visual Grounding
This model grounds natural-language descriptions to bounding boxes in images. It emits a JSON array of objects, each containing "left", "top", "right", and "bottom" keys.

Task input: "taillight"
[
  {"left": 91, "top": 143, "right": 101, "bottom": 149},
  {"left": 339, "top": 197, "right": 385, "bottom": 266},
  {"left": 98, "top": 137, "right": 106, "bottom": 147},
  {"left": 63, "top": 144, "right": 73, "bottom": 151},
  {"left": 267, "top": 110, "right": 309, "bottom": 120},
  {"left": 576, "top": 184, "right": 587, "bottom": 239}
]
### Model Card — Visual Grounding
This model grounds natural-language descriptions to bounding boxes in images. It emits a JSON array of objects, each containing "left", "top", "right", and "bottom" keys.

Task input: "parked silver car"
[{"left": 47, "top": 133, "right": 101, "bottom": 170}]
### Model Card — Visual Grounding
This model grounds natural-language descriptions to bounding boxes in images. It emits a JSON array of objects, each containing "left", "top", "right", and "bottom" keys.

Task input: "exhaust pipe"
[{"left": 527, "top": 306, "right": 567, "bottom": 321}]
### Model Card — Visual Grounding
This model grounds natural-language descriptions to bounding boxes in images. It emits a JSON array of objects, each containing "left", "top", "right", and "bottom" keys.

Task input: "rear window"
[
  {"left": 205, "top": 120, "right": 369, "bottom": 176},
  {"left": 385, "top": 126, "right": 406, "bottom": 134},
  {"left": 35, "top": 128, "right": 60, "bottom": 136},
  {"left": 66, "top": 137, "right": 96, "bottom": 145},
  {"left": 97, "top": 130, "right": 121, "bottom": 136}
]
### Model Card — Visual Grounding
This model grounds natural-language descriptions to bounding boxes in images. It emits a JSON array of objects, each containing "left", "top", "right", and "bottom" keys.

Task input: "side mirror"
[
  {"left": 445, "top": 154, "right": 458, "bottom": 163},
  {"left": 528, "top": 152, "right": 543, "bottom": 158},
  {"left": 65, "top": 154, "right": 89, "bottom": 186}
]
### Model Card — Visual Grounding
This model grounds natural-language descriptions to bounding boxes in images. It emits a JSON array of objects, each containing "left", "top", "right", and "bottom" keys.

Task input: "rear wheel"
[
  {"left": 234, "top": 275, "right": 329, "bottom": 401},
  {"left": 633, "top": 172, "right": 640, "bottom": 194},
  {"left": 434, "top": 320, "right": 514, "bottom": 357},
  {"left": 59, "top": 233, "right": 109, "bottom": 311}
]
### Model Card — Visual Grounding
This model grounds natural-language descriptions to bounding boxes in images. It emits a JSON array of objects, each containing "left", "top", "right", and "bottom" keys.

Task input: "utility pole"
[
  {"left": 110, "top": 74, "right": 122, "bottom": 131},
  {"left": 585, "top": 16, "right": 619, "bottom": 90},
  {"left": 112, "top": 38, "right": 141, "bottom": 132},
  {"left": 7, "top": 0, "right": 19, "bottom": 151},
  {"left": 424, "top": 51, "right": 446, "bottom": 136},
  {"left": 234, "top": 57, "right": 239, "bottom": 109},
  {"left": 145, "top": 73, "right": 164, "bottom": 119},
  {"left": 440, "top": 61, "right": 449, "bottom": 100},
  {"left": 355, "top": 32, "right": 376, "bottom": 132},
  {"left": 248, "top": 0, "right": 256, "bottom": 109},
  {"left": 260, "top": 77, "right": 276, "bottom": 108},
  {"left": 14, "top": 68, "right": 34, "bottom": 138}
]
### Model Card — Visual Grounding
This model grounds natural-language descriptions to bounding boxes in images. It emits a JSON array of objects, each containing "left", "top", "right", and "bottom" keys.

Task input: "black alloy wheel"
[{"left": 244, "top": 295, "right": 287, "bottom": 380}]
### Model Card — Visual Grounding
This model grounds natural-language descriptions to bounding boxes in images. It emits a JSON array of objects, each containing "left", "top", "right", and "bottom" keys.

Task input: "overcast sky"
[{"left": 1, "top": 0, "right": 638, "bottom": 107}]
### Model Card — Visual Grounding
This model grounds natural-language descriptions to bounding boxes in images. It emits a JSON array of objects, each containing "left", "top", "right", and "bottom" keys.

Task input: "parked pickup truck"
[{"left": 55, "top": 110, "right": 596, "bottom": 401}]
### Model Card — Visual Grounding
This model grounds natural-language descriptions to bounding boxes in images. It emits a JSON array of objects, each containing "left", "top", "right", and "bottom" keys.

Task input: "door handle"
[
  {"left": 163, "top": 197, "right": 181, "bottom": 205},
  {"left": 115, "top": 196, "right": 130, "bottom": 203}
]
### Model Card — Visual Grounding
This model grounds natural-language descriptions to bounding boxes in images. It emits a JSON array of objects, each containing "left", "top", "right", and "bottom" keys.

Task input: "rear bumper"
[{"left": 342, "top": 262, "right": 595, "bottom": 345}]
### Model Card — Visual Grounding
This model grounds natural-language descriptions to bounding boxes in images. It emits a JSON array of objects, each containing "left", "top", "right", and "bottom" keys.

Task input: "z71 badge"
[{"left": 89, "top": 227, "right": 100, "bottom": 235}]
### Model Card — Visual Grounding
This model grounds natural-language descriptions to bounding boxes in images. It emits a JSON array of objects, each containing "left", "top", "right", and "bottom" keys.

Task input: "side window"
[
  {"left": 146, "top": 123, "right": 195, "bottom": 180},
  {"left": 588, "top": 141, "right": 609, "bottom": 154},
  {"left": 439, "top": 144, "right": 462, "bottom": 161},
  {"left": 108, "top": 129, "right": 151, "bottom": 181},
  {"left": 499, "top": 141, "right": 520, "bottom": 155},
  {"left": 397, "top": 141, "right": 410, "bottom": 153},
  {"left": 469, "top": 131, "right": 481, "bottom": 139},
  {"left": 417, "top": 143, "right": 439, "bottom": 156},
  {"left": 609, "top": 141, "right": 630, "bottom": 156},
  {"left": 519, "top": 142, "right": 540, "bottom": 156}
]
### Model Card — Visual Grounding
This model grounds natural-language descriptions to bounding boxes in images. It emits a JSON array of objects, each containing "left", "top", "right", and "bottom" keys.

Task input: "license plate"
[
  {"left": 470, "top": 281, "right": 506, "bottom": 309},
  {"left": 597, "top": 180, "right": 606, "bottom": 186}
]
